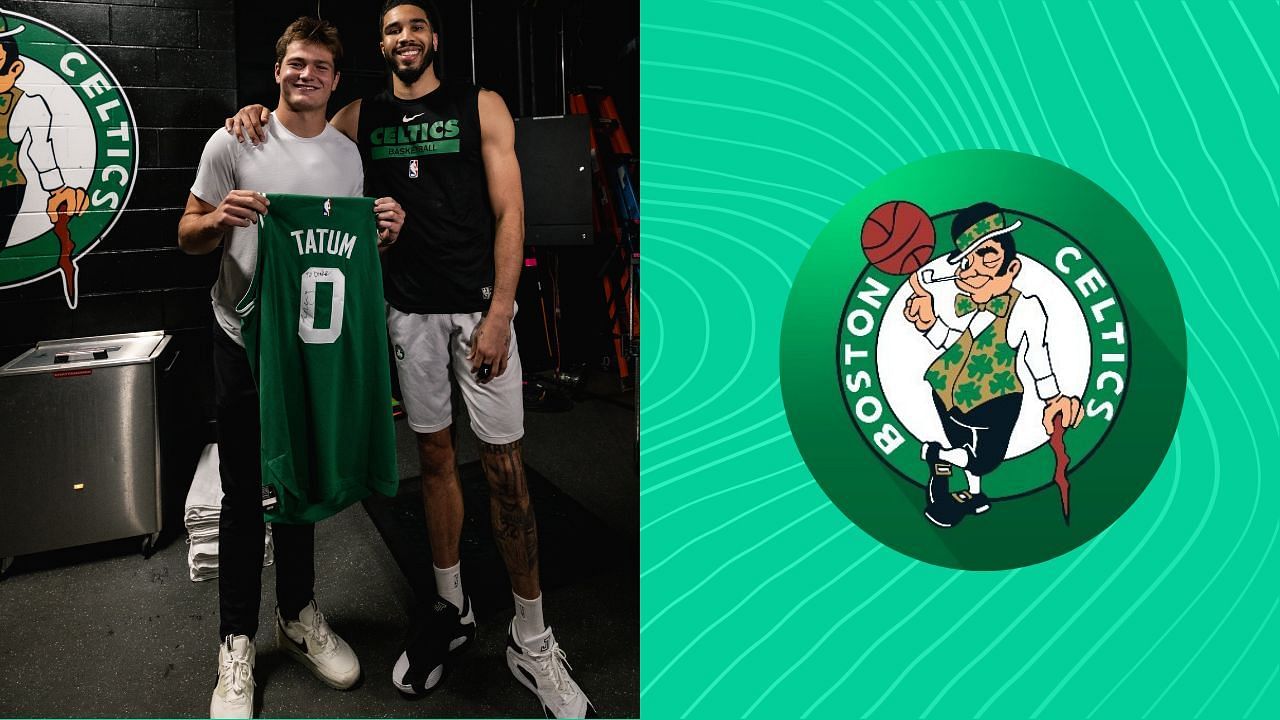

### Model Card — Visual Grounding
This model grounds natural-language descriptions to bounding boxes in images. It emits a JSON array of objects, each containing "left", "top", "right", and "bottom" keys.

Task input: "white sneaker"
[
  {"left": 506, "top": 621, "right": 596, "bottom": 718},
  {"left": 276, "top": 600, "right": 361, "bottom": 689},
  {"left": 210, "top": 635, "right": 255, "bottom": 719}
]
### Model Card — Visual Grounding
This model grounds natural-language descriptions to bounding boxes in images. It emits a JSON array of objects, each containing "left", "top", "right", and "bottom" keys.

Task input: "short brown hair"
[{"left": 274, "top": 17, "right": 343, "bottom": 66}]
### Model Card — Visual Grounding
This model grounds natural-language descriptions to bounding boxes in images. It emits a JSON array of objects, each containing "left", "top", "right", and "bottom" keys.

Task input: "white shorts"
[{"left": 386, "top": 305, "right": 525, "bottom": 444}]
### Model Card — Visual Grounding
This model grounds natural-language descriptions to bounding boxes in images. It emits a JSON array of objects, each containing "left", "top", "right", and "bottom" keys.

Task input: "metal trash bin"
[{"left": 0, "top": 331, "right": 172, "bottom": 572}]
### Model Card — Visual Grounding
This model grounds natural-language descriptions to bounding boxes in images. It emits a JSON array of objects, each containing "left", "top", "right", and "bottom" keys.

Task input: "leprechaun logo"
[
  {"left": 0, "top": 11, "right": 137, "bottom": 309},
  {"left": 780, "top": 151, "right": 1185, "bottom": 570}
]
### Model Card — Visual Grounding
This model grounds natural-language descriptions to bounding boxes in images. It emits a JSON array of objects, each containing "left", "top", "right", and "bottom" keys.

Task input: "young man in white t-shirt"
[{"left": 177, "top": 17, "right": 404, "bottom": 719}]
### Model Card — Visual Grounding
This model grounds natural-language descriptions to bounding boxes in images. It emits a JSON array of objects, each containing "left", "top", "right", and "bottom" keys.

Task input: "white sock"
[
  {"left": 433, "top": 562, "right": 464, "bottom": 610},
  {"left": 940, "top": 448, "right": 969, "bottom": 467},
  {"left": 513, "top": 592, "right": 546, "bottom": 643},
  {"left": 965, "top": 470, "right": 982, "bottom": 494}
]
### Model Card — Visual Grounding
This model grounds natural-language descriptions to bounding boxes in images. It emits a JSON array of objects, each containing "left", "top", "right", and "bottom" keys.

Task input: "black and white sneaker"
[
  {"left": 276, "top": 600, "right": 361, "bottom": 690},
  {"left": 506, "top": 620, "right": 596, "bottom": 718},
  {"left": 391, "top": 595, "right": 476, "bottom": 696},
  {"left": 924, "top": 490, "right": 991, "bottom": 528}
]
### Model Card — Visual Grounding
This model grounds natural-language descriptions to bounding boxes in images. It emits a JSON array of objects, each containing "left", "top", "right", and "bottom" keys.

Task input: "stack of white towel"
[{"left": 184, "top": 444, "right": 274, "bottom": 582}]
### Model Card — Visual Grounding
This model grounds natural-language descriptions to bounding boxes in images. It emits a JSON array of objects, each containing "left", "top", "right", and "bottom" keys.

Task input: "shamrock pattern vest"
[
  {"left": 0, "top": 89, "right": 28, "bottom": 189},
  {"left": 925, "top": 288, "right": 1024, "bottom": 412}
]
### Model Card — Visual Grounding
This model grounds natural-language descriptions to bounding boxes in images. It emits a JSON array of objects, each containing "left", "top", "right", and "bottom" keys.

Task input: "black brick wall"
[{"left": 0, "top": 0, "right": 233, "bottom": 363}]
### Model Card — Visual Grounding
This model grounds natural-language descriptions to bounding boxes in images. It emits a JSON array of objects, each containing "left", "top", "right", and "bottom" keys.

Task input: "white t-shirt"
[{"left": 190, "top": 120, "right": 364, "bottom": 346}]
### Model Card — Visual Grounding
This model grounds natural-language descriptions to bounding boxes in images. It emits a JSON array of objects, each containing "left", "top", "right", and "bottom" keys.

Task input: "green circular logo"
[
  {"left": 0, "top": 11, "right": 139, "bottom": 308},
  {"left": 780, "top": 150, "right": 1185, "bottom": 570}
]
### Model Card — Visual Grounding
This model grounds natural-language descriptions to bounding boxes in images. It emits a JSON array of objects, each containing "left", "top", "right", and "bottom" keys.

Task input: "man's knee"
[
  {"left": 416, "top": 428, "right": 455, "bottom": 477},
  {"left": 479, "top": 439, "right": 526, "bottom": 495}
]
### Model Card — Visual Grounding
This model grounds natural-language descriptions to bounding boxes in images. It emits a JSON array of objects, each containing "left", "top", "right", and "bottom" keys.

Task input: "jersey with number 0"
[
  {"left": 237, "top": 193, "right": 398, "bottom": 524},
  {"left": 190, "top": 120, "right": 365, "bottom": 348}
]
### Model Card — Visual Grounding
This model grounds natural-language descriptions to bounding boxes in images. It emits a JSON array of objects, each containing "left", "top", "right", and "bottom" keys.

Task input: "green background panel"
[{"left": 641, "top": 1, "right": 1279, "bottom": 718}]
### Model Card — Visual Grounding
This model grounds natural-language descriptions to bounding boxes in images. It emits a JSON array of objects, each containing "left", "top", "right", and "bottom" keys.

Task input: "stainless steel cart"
[{"left": 0, "top": 331, "right": 172, "bottom": 573}]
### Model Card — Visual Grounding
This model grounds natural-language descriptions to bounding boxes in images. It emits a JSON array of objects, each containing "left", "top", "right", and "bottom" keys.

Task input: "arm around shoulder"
[
  {"left": 330, "top": 99, "right": 362, "bottom": 143},
  {"left": 226, "top": 103, "right": 273, "bottom": 145}
]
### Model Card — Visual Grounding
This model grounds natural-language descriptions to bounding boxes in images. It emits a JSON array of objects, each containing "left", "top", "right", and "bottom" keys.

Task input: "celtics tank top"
[
  {"left": 358, "top": 83, "right": 495, "bottom": 314},
  {"left": 237, "top": 193, "right": 398, "bottom": 523}
]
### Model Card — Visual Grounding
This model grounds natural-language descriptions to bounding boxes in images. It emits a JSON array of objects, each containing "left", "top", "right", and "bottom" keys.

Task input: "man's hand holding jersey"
[
  {"left": 211, "top": 190, "right": 271, "bottom": 229},
  {"left": 178, "top": 190, "right": 270, "bottom": 255}
]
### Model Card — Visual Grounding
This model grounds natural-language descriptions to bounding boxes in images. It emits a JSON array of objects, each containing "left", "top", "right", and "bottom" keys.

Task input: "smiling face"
[
  {"left": 274, "top": 40, "right": 339, "bottom": 113},
  {"left": 380, "top": 4, "right": 437, "bottom": 86},
  {"left": 955, "top": 237, "right": 1020, "bottom": 302}
]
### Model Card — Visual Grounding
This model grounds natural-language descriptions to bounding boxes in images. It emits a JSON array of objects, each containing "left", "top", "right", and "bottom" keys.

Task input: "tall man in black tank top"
[{"left": 227, "top": 3, "right": 592, "bottom": 717}]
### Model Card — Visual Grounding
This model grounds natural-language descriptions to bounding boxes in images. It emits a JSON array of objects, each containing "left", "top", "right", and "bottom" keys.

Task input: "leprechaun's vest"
[
  {"left": 925, "top": 289, "right": 1024, "bottom": 412},
  {"left": 0, "top": 89, "right": 28, "bottom": 189}
]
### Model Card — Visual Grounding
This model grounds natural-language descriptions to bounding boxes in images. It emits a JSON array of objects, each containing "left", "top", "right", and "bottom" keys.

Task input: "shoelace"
[
  {"left": 530, "top": 639, "right": 577, "bottom": 701},
  {"left": 221, "top": 641, "right": 252, "bottom": 697},
  {"left": 304, "top": 608, "right": 336, "bottom": 654}
]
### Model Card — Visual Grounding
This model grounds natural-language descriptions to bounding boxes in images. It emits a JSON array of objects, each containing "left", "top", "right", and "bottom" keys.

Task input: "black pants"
[
  {"left": 213, "top": 325, "right": 314, "bottom": 640},
  {"left": 932, "top": 391, "right": 1022, "bottom": 477}
]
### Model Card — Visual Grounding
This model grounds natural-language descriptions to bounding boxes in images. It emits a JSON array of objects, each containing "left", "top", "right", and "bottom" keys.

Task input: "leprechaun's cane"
[
  {"left": 53, "top": 198, "right": 77, "bottom": 309},
  {"left": 1049, "top": 414, "right": 1070, "bottom": 524}
]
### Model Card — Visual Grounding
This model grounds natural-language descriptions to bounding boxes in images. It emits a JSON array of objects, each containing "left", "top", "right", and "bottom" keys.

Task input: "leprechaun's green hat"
[
  {"left": 0, "top": 15, "right": 25, "bottom": 38},
  {"left": 946, "top": 201, "right": 1022, "bottom": 264}
]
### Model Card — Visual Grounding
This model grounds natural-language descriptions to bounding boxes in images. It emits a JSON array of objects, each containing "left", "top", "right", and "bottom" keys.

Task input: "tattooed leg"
[{"left": 480, "top": 439, "right": 540, "bottom": 599}]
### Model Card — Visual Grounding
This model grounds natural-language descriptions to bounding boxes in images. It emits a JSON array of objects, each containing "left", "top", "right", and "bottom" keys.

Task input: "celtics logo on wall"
[
  {"left": 0, "top": 11, "right": 137, "bottom": 309},
  {"left": 780, "top": 151, "right": 1186, "bottom": 570}
]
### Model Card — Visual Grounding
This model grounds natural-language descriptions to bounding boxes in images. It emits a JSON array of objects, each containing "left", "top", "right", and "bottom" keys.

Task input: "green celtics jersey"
[{"left": 236, "top": 193, "right": 397, "bottom": 523}]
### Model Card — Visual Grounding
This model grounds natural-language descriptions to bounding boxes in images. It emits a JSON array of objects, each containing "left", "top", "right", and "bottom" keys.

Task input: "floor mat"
[{"left": 361, "top": 460, "right": 637, "bottom": 618}]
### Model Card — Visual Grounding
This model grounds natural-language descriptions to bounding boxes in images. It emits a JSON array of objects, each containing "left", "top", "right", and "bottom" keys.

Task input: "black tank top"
[{"left": 358, "top": 82, "right": 494, "bottom": 313}]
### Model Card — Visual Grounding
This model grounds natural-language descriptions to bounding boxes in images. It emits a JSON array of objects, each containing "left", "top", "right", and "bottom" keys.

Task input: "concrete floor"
[{"left": 0, "top": 372, "right": 637, "bottom": 718}]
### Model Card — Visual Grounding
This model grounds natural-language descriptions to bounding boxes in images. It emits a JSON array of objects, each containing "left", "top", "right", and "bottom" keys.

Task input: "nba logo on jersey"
[
  {"left": 322, "top": 199, "right": 332, "bottom": 217},
  {"left": 409, "top": 159, "right": 419, "bottom": 179}
]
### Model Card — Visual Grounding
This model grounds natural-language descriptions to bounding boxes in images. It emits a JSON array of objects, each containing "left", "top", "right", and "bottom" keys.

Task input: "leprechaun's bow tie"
[{"left": 955, "top": 293, "right": 1010, "bottom": 317}]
